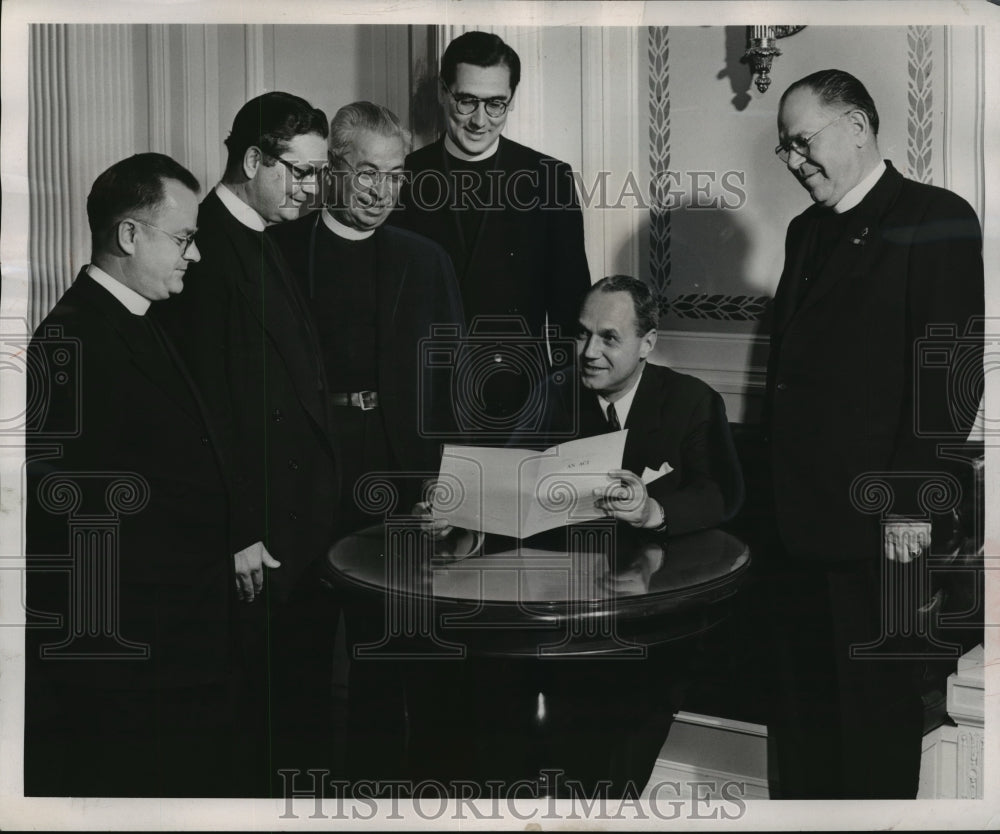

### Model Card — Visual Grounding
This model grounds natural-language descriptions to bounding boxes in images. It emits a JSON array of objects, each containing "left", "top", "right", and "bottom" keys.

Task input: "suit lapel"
[
  {"left": 210, "top": 197, "right": 327, "bottom": 431},
  {"left": 773, "top": 217, "right": 818, "bottom": 337},
  {"left": 71, "top": 272, "right": 203, "bottom": 426},
  {"left": 375, "top": 226, "right": 409, "bottom": 334},
  {"left": 622, "top": 365, "right": 661, "bottom": 434},
  {"left": 792, "top": 163, "right": 905, "bottom": 319}
]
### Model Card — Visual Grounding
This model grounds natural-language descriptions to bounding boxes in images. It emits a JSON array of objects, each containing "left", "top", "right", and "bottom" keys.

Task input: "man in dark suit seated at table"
[
  {"left": 528, "top": 273, "right": 744, "bottom": 536},
  {"left": 533, "top": 274, "right": 744, "bottom": 794},
  {"left": 421, "top": 274, "right": 744, "bottom": 796},
  {"left": 25, "top": 153, "right": 237, "bottom": 797}
]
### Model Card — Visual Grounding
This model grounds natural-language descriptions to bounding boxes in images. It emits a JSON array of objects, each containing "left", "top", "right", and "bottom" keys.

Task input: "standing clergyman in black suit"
[
  {"left": 764, "top": 69, "right": 984, "bottom": 798},
  {"left": 270, "top": 100, "right": 465, "bottom": 782},
  {"left": 391, "top": 30, "right": 591, "bottom": 430},
  {"left": 270, "top": 100, "right": 465, "bottom": 538},
  {"left": 156, "top": 92, "right": 340, "bottom": 795},
  {"left": 25, "top": 153, "right": 237, "bottom": 796}
]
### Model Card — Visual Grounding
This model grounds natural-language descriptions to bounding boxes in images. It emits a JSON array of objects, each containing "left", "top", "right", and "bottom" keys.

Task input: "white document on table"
[{"left": 433, "top": 430, "right": 628, "bottom": 539}]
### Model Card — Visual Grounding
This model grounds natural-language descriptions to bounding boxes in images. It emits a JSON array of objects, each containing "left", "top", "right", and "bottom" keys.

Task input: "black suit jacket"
[
  {"left": 156, "top": 190, "right": 339, "bottom": 600},
  {"left": 391, "top": 135, "right": 590, "bottom": 342},
  {"left": 268, "top": 214, "right": 466, "bottom": 474},
  {"left": 26, "top": 272, "right": 233, "bottom": 690},
  {"left": 765, "top": 162, "right": 984, "bottom": 562},
  {"left": 532, "top": 363, "right": 743, "bottom": 536}
]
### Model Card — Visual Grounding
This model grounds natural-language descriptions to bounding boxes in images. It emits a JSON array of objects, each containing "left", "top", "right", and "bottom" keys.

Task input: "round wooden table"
[{"left": 327, "top": 521, "right": 750, "bottom": 795}]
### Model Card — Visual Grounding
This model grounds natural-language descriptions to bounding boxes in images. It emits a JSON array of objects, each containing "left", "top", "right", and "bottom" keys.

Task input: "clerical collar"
[
  {"left": 321, "top": 209, "right": 375, "bottom": 241},
  {"left": 444, "top": 133, "right": 500, "bottom": 163},
  {"left": 86, "top": 264, "right": 151, "bottom": 315},
  {"left": 215, "top": 183, "right": 267, "bottom": 231},
  {"left": 833, "top": 160, "right": 887, "bottom": 214},
  {"left": 597, "top": 365, "right": 645, "bottom": 429}
]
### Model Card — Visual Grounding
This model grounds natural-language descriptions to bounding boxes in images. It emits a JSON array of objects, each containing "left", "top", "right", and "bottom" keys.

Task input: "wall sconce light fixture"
[{"left": 743, "top": 26, "right": 807, "bottom": 93}]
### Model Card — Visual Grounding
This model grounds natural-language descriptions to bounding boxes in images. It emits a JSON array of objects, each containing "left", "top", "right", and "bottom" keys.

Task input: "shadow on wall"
[
  {"left": 716, "top": 26, "right": 754, "bottom": 112},
  {"left": 614, "top": 204, "right": 774, "bottom": 353},
  {"left": 411, "top": 62, "right": 444, "bottom": 150}
]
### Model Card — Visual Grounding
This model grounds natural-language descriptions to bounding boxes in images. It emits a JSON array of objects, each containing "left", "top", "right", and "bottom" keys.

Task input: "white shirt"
[
  {"left": 597, "top": 365, "right": 645, "bottom": 429},
  {"left": 215, "top": 183, "right": 267, "bottom": 231},
  {"left": 322, "top": 208, "right": 375, "bottom": 241},
  {"left": 444, "top": 133, "right": 500, "bottom": 163},
  {"left": 86, "top": 264, "right": 150, "bottom": 315},
  {"left": 833, "top": 159, "right": 886, "bottom": 214}
]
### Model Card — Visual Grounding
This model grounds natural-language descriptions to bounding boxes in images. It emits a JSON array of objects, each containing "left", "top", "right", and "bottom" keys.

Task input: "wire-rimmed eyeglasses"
[
  {"left": 775, "top": 111, "right": 852, "bottom": 164},
  {"left": 130, "top": 218, "right": 198, "bottom": 255},
  {"left": 331, "top": 155, "right": 408, "bottom": 190}
]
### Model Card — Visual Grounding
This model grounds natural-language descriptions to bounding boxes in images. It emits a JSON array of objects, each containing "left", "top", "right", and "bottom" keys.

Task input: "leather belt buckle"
[{"left": 355, "top": 390, "right": 378, "bottom": 411}]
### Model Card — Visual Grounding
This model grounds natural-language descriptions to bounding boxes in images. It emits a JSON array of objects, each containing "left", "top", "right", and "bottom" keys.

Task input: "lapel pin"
[{"left": 851, "top": 226, "right": 869, "bottom": 246}]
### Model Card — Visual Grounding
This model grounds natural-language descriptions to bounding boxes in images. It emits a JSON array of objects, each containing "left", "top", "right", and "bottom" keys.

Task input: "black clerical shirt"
[{"left": 303, "top": 223, "right": 379, "bottom": 393}]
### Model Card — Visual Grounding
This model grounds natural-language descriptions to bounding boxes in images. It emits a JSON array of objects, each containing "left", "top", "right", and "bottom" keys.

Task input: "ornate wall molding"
[
  {"left": 907, "top": 25, "right": 934, "bottom": 184},
  {"left": 647, "top": 26, "right": 671, "bottom": 315},
  {"left": 667, "top": 293, "right": 769, "bottom": 322},
  {"left": 647, "top": 28, "right": 768, "bottom": 324}
]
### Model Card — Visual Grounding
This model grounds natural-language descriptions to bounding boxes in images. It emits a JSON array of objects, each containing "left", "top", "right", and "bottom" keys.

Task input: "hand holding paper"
[
  {"left": 433, "top": 431, "right": 629, "bottom": 538},
  {"left": 593, "top": 468, "right": 661, "bottom": 529}
]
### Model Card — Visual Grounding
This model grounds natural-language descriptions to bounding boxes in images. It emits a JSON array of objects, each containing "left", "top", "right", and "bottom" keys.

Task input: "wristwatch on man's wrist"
[{"left": 651, "top": 500, "right": 669, "bottom": 534}]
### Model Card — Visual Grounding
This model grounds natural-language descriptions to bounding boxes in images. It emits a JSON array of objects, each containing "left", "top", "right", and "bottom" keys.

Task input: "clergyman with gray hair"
[{"left": 269, "top": 100, "right": 464, "bottom": 781}]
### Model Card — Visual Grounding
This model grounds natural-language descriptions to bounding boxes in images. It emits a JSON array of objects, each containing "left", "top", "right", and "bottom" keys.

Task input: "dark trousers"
[
  {"left": 765, "top": 559, "right": 924, "bottom": 799},
  {"left": 329, "top": 405, "right": 398, "bottom": 539},
  {"left": 24, "top": 677, "right": 237, "bottom": 797},
  {"left": 235, "top": 560, "right": 341, "bottom": 797}
]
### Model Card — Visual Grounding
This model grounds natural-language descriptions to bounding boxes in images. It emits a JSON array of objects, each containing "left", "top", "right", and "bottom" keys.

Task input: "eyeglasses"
[
  {"left": 774, "top": 111, "right": 852, "bottom": 163},
  {"left": 130, "top": 218, "right": 198, "bottom": 255},
  {"left": 263, "top": 151, "right": 320, "bottom": 183},
  {"left": 441, "top": 81, "right": 511, "bottom": 118},
  {"left": 332, "top": 156, "right": 408, "bottom": 190}
]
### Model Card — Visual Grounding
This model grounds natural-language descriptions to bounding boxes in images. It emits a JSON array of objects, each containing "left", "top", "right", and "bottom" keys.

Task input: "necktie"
[{"left": 606, "top": 402, "right": 621, "bottom": 431}]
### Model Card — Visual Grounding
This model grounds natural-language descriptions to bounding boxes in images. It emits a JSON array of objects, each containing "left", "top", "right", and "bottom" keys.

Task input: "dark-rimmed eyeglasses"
[
  {"left": 331, "top": 155, "right": 408, "bottom": 190},
  {"left": 775, "top": 111, "right": 852, "bottom": 164},
  {"left": 441, "top": 81, "right": 511, "bottom": 118},
  {"left": 263, "top": 151, "right": 320, "bottom": 183},
  {"left": 130, "top": 218, "right": 198, "bottom": 255}
]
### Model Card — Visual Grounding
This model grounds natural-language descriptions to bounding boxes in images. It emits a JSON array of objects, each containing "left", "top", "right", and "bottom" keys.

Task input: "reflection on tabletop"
[{"left": 329, "top": 522, "right": 749, "bottom": 604}]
